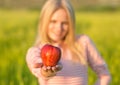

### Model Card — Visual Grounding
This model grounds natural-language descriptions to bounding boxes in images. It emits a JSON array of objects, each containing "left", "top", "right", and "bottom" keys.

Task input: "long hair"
[{"left": 35, "top": 0, "right": 86, "bottom": 65}]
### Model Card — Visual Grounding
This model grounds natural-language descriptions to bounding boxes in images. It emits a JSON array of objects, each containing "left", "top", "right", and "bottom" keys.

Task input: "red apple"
[{"left": 40, "top": 44, "right": 61, "bottom": 66}]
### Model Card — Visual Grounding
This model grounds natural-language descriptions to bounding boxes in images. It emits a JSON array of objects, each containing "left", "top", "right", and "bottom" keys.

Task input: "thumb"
[
  {"left": 56, "top": 64, "right": 63, "bottom": 71},
  {"left": 33, "top": 63, "right": 43, "bottom": 68}
]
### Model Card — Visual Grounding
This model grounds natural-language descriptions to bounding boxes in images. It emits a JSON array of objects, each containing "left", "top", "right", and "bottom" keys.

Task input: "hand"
[{"left": 33, "top": 63, "right": 62, "bottom": 77}]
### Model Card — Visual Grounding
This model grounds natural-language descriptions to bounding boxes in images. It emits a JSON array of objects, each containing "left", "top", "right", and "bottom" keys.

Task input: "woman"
[{"left": 26, "top": 0, "right": 111, "bottom": 85}]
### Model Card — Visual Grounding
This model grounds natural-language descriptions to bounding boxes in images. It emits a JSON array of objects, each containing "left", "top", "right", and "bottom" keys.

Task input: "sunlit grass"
[
  {"left": 0, "top": 9, "right": 120, "bottom": 85},
  {"left": 76, "top": 11, "right": 120, "bottom": 85}
]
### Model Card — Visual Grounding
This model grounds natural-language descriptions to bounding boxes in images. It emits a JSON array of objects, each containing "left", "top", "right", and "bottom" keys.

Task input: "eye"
[
  {"left": 62, "top": 21, "right": 68, "bottom": 25},
  {"left": 50, "top": 20, "right": 56, "bottom": 24}
]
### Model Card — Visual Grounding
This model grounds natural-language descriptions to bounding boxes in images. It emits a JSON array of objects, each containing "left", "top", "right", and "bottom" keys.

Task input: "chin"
[
  {"left": 51, "top": 37, "right": 61, "bottom": 41},
  {"left": 49, "top": 36, "right": 63, "bottom": 43},
  {"left": 51, "top": 39, "right": 61, "bottom": 43}
]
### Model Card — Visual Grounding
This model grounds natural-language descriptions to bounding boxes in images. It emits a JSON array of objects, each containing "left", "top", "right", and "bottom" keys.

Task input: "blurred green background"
[{"left": 0, "top": 0, "right": 120, "bottom": 85}]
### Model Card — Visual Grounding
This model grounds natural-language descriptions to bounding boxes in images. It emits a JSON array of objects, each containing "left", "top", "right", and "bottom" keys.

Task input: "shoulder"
[
  {"left": 76, "top": 34, "right": 91, "bottom": 46},
  {"left": 27, "top": 44, "right": 44, "bottom": 53},
  {"left": 26, "top": 46, "right": 41, "bottom": 59},
  {"left": 26, "top": 46, "right": 41, "bottom": 62},
  {"left": 27, "top": 46, "right": 40, "bottom": 53}
]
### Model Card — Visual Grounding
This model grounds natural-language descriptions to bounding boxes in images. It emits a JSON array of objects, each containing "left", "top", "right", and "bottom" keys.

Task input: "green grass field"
[{"left": 0, "top": 9, "right": 120, "bottom": 85}]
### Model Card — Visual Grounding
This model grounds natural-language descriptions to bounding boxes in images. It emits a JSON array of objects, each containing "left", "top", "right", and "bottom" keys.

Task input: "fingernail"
[
  {"left": 43, "top": 66, "right": 47, "bottom": 70},
  {"left": 56, "top": 65, "right": 59, "bottom": 68},
  {"left": 47, "top": 66, "right": 51, "bottom": 69},
  {"left": 52, "top": 67, "right": 55, "bottom": 70}
]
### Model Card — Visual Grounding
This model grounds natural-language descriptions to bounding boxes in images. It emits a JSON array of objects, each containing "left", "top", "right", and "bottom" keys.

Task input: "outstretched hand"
[{"left": 33, "top": 63, "right": 63, "bottom": 77}]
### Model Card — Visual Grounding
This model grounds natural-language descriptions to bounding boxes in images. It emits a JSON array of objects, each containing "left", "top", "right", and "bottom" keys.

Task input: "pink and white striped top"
[{"left": 26, "top": 35, "right": 110, "bottom": 85}]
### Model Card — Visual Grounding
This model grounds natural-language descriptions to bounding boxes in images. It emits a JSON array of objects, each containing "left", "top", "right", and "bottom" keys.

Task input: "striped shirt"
[{"left": 26, "top": 35, "right": 110, "bottom": 85}]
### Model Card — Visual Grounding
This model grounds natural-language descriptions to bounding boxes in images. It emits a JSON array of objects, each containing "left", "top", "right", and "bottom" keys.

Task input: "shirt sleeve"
[
  {"left": 83, "top": 35, "right": 110, "bottom": 77},
  {"left": 26, "top": 47, "right": 43, "bottom": 78}
]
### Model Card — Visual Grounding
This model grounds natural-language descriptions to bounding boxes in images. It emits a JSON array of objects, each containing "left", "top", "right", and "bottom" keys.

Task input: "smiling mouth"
[{"left": 54, "top": 32, "right": 62, "bottom": 36}]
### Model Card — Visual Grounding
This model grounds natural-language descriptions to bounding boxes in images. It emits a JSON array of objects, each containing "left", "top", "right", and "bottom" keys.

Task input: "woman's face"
[{"left": 47, "top": 8, "right": 69, "bottom": 44}]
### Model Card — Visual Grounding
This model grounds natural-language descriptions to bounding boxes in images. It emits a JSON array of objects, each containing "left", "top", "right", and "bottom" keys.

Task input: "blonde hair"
[{"left": 35, "top": 0, "right": 86, "bottom": 65}]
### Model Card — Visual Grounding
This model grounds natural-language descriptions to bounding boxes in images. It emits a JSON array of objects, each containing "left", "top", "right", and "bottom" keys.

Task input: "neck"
[{"left": 52, "top": 41, "right": 66, "bottom": 48}]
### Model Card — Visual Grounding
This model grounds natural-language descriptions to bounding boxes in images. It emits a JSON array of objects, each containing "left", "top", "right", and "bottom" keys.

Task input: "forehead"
[{"left": 51, "top": 8, "right": 68, "bottom": 20}]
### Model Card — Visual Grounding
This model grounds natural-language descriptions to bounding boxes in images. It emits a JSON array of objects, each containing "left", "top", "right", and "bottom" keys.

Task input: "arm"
[
  {"left": 26, "top": 47, "right": 43, "bottom": 78},
  {"left": 95, "top": 75, "right": 111, "bottom": 85},
  {"left": 83, "top": 35, "right": 111, "bottom": 85},
  {"left": 26, "top": 47, "right": 62, "bottom": 79}
]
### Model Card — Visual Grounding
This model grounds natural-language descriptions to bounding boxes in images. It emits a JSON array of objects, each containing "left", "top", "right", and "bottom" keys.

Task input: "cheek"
[
  {"left": 47, "top": 25, "right": 55, "bottom": 39},
  {"left": 47, "top": 29, "right": 51, "bottom": 37},
  {"left": 48, "top": 24, "right": 53, "bottom": 31},
  {"left": 47, "top": 24, "right": 53, "bottom": 33},
  {"left": 63, "top": 26, "right": 69, "bottom": 34}
]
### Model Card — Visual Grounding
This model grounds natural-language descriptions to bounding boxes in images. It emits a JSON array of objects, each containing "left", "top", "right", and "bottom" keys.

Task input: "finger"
[
  {"left": 47, "top": 66, "right": 52, "bottom": 70},
  {"left": 42, "top": 66, "right": 48, "bottom": 71},
  {"left": 33, "top": 63, "right": 43, "bottom": 68},
  {"left": 56, "top": 64, "right": 63, "bottom": 71},
  {"left": 51, "top": 67, "right": 57, "bottom": 72}
]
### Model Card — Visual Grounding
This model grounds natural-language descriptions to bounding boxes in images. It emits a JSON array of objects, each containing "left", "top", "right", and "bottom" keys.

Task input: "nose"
[{"left": 56, "top": 23, "right": 63, "bottom": 31}]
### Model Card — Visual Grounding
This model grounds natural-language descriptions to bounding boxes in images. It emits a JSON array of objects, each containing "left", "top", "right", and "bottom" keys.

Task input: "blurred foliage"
[
  {"left": 0, "top": 0, "right": 120, "bottom": 11},
  {"left": 0, "top": 1, "right": 120, "bottom": 85},
  {"left": 0, "top": 9, "right": 120, "bottom": 85}
]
